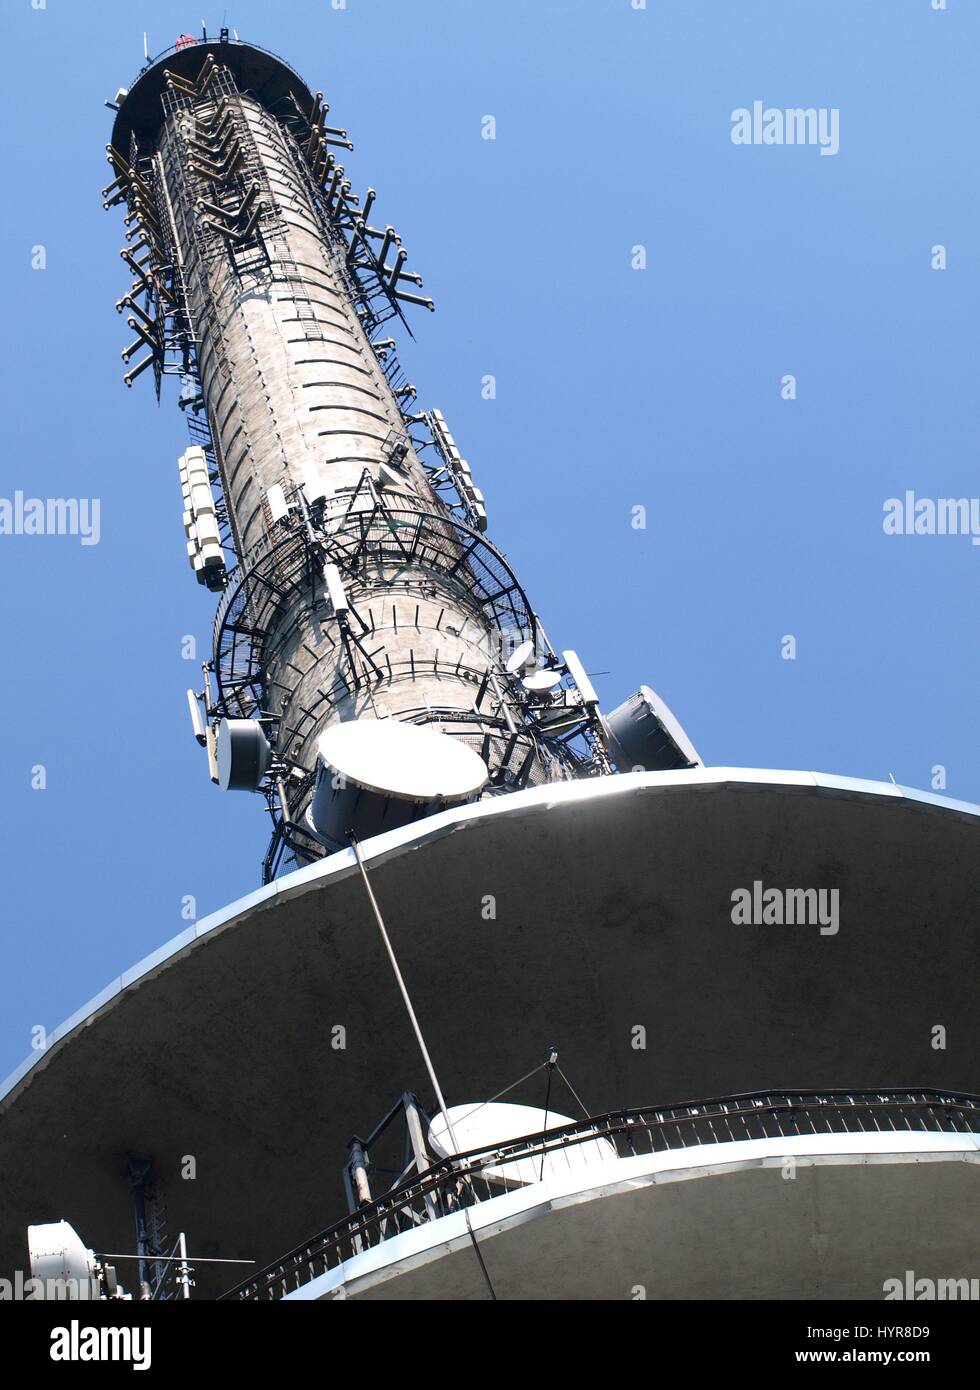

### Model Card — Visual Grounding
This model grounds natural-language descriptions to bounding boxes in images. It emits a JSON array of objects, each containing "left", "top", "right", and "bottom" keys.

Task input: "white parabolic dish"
[
  {"left": 428, "top": 1102, "right": 617, "bottom": 1187},
  {"left": 315, "top": 719, "right": 489, "bottom": 804}
]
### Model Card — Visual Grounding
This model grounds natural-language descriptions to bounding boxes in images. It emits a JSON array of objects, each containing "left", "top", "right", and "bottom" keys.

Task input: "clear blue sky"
[{"left": 1, "top": 0, "right": 977, "bottom": 1081}]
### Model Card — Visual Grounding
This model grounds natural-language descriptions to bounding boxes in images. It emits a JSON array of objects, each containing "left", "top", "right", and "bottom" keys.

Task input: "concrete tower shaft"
[
  {"left": 158, "top": 88, "right": 435, "bottom": 551},
  {"left": 155, "top": 73, "right": 511, "bottom": 772},
  {"left": 105, "top": 41, "right": 581, "bottom": 870}
]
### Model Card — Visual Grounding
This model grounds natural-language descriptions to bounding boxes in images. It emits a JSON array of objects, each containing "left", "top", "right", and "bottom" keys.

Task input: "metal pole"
[
  {"left": 176, "top": 1232, "right": 191, "bottom": 1300},
  {"left": 127, "top": 1158, "right": 152, "bottom": 1299},
  {"left": 348, "top": 1141, "right": 372, "bottom": 1206}
]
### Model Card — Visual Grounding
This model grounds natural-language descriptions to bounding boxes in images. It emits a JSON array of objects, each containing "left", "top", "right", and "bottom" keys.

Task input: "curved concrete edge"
[
  {"left": 2, "top": 766, "right": 978, "bottom": 1112},
  {"left": 111, "top": 38, "right": 316, "bottom": 156},
  {"left": 282, "top": 1130, "right": 980, "bottom": 1302}
]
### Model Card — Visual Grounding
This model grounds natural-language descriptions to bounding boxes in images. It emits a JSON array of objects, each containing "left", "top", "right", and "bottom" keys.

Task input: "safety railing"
[{"left": 221, "top": 1087, "right": 979, "bottom": 1300}]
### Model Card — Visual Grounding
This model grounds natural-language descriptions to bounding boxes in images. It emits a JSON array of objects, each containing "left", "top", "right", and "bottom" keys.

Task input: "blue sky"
[{"left": 0, "top": 0, "right": 977, "bottom": 1080}]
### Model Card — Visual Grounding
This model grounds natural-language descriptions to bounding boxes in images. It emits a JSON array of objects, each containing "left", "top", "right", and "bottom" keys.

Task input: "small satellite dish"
[
  {"left": 28, "top": 1221, "right": 101, "bottom": 1300},
  {"left": 216, "top": 718, "right": 271, "bottom": 791},
  {"left": 505, "top": 640, "right": 535, "bottom": 675},
  {"left": 428, "top": 1103, "right": 617, "bottom": 1188},
  {"left": 522, "top": 669, "right": 561, "bottom": 693}
]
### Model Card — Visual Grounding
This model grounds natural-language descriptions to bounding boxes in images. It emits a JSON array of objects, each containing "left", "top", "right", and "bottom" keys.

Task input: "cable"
[
  {"left": 448, "top": 1060, "right": 549, "bottom": 1128},
  {"left": 555, "top": 1064, "right": 591, "bottom": 1120},
  {"left": 348, "top": 833, "right": 496, "bottom": 1298},
  {"left": 464, "top": 1211, "right": 497, "bottom": 1300},
  {"left": 349, "top": 834, "right": 459, "bottom": 1152},
  {"left": 539, "top": 1050, "right": 556, "bottom": 1181}
]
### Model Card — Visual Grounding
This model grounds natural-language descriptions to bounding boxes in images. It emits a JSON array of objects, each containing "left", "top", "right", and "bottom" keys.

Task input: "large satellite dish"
[
  {"left": 309, "top": 719, "right": 489, "bottom": 848},
  {"left": 428, "top": 1102, "right": 616, "bottom": 1188},
  {"left": 317, "top": 719, "right": 488, "bottom": 802}
]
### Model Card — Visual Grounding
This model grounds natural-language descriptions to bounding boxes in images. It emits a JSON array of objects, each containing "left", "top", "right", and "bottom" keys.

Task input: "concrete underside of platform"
[{"left": 1, "top": 771, "right": 977, "bottom": 1295}]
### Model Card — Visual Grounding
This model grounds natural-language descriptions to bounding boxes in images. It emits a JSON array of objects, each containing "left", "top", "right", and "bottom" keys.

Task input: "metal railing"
[
  {"left": 221, "top": 1087, "right": 979, "bottom": 1300},
  {"left": 211, "top": 501, "right": 538, "bottom": 720}
]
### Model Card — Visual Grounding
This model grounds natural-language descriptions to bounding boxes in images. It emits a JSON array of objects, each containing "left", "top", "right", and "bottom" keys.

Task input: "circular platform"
[
  {"left": 282, "top": 1132, "right": 980, "bottom": 1301},
  {"left": 111, "top": 39, "right": 316, "bottom": 154},
  {"left": 1, "top": 768, "right": 977, "bottom": 1295}
]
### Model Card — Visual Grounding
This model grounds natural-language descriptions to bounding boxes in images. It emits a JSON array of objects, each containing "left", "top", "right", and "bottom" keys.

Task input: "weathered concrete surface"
[{"left": 0, "top": 772, "right": 977, "bottom": 1294}]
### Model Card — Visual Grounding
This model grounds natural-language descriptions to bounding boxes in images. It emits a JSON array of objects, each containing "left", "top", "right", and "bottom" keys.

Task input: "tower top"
[{"left": 112, "top": 37, "right": 315, "bottom": 154}]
